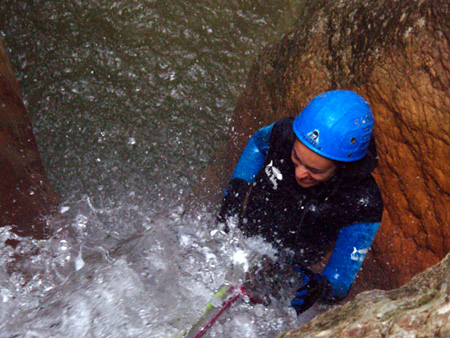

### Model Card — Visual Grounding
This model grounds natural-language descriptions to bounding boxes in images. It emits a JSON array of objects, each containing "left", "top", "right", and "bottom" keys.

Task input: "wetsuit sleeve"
[
  {"left": 321, "top": 222, "right": 380, "bottom": 300},
  {"left": 217, "top": 123, "right": 274, "bottom": 224},
  {"left": 231, "top": 123, "right": 274, "bottom": 183}
]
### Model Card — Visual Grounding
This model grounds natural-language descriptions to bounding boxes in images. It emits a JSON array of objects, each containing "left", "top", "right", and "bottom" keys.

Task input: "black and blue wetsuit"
[{"left": 225, "top": 117, "right": 383, "bottom": 300}]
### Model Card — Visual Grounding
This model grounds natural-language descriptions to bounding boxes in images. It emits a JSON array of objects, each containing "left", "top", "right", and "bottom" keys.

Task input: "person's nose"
[{"left": 295, "top": 165, "right": 310, "bottom": 180}]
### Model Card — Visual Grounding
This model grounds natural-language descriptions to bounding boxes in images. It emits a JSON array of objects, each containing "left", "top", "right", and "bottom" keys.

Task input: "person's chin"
[{"left": 297, "top": 179, "right": 317, "bottom": 188}]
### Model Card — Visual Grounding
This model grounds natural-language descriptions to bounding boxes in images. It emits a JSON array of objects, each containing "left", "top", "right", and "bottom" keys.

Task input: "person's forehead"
[{"left": 293, "top": 139, "right": 335, "bottom": 169}]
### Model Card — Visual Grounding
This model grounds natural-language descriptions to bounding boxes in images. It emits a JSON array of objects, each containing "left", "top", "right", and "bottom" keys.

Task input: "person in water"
[{"left": 217, "top": 90, "right": 384, "bottom": 314}]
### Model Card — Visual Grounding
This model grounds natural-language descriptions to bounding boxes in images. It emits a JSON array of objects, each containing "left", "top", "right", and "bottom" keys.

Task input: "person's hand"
[
  {"left": 216, "top": 178, "right": 249, "bottom": 229},
  {"left": 291, "top": 266, "right": 331, "bottom": 315},
  {"left": 243, "top": 255, "right": 276, "bottom": 301}
]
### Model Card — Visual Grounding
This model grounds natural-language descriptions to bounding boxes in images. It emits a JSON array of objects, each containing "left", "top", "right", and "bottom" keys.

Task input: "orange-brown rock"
[
  {"left": 0, "top": 38, "right": 57, "bottom": 239},
  {"left": 197, "top": 0, "right": 450, "bottom": 292}
]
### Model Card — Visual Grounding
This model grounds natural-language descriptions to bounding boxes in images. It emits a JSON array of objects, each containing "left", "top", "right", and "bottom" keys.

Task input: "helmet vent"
[{"left": 350, "top": 137, "right": 357, "bottom": 144}]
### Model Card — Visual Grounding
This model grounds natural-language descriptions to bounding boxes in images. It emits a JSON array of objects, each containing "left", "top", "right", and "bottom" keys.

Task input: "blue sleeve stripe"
[
  {"left": 321, "top": 222, "right": 380, "bottom": 299},
  {"left": 232, "top": 123, "right": 274, "bottom": 183}
]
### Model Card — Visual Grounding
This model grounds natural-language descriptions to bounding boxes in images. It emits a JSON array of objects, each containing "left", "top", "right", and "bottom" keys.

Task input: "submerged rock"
[
  {"left": 0, "top": 39, "right": 57, "bottom": 239},
  {"left": 278, "top": 251, "right": 450, "bottom": 337},
  {"left": 198, "top": 0, "right": 450, "bottom": 294}
]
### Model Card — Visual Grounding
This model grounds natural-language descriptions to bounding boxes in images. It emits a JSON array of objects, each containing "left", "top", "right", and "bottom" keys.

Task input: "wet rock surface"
[
  {"left": 0, "top": 39, "right": 57, "bottom": 239},
  {"left": 199, "top": 0, "right": 450, "bottom": 294}
]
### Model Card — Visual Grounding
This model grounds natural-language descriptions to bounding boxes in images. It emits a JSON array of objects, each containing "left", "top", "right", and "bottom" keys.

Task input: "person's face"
[{"left": 291, "top": 139, "right": 338, "bottom": 188}]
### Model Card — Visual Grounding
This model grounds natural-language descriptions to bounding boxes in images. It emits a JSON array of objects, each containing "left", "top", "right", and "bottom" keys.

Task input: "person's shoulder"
[
  {"left": 270, "top": 117, "right": 295, "bottom": 146},
  {"left": 341, "top": 174, "right": 382, "bottom": 201},
  {"left": 273, "top": 117, "right": 294, "bottom": 131},
  {"left": 340, "top": 175, "right": 384, "bottom": 222}
]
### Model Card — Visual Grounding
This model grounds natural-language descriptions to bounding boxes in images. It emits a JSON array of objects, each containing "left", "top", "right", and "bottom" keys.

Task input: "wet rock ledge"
[
  {"left": 199, "top": 0, "right": 450, "bottom": 297},
  {"left": 278, "top": 251, "right": 450, "bottom": 337},
  {"left": 0, "top": 39, "right": 57, "bottom": 240}
]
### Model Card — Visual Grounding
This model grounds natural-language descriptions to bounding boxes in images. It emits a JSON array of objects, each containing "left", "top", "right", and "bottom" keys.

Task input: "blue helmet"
[{"left": 293, "top": 90, "right": 374, "bottom": 162}]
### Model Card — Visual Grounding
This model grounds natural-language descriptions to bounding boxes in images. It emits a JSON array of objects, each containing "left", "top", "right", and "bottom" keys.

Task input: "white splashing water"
[
  {"left": 0, "top": 197, "right": 322, "bottom": 337},
  {"left": 0, "top": 1, "right": 324, "bottom": 336}
]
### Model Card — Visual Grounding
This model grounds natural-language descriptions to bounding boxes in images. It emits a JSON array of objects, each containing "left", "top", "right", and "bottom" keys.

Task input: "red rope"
[{"left": 193, "top": 286, "right": 260, "bottom": 338}]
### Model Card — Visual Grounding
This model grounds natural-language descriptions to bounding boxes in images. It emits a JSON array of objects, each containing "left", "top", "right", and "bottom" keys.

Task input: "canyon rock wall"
[
  {"left": 198, "top": 0, "right": 450, "bottom": 292},
  {"left": 0, "top": 39, "right": 57, "bottom": 239}
]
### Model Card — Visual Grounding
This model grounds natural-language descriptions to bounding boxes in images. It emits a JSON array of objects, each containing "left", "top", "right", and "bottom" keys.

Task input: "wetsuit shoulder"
[{"left": 269, "top": 117, "right": 295, "bottom": 153}]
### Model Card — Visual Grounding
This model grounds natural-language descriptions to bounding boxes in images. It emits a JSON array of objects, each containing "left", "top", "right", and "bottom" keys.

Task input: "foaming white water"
[{"left": 0, "top": 197, "right": 321, "bottom": 337}]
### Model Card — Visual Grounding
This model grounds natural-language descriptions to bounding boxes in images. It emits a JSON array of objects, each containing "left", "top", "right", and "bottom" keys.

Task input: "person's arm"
[
  {"left": 321, "top": 222, "right": 380, "bottom": 300},
  {"left": 217, "top": 123, "right": 274, "bottom": 223},
  {"left": 291, "top": 222, "right": 380, "bottom": 314},
  {"left": 231, "top": 123, "right": 274, "bottom": 183}
]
